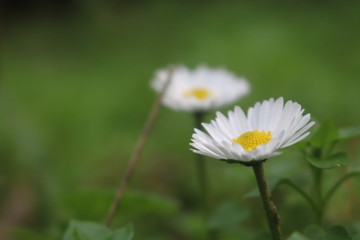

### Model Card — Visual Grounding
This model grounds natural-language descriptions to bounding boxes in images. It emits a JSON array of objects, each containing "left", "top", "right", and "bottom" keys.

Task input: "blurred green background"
[{"left": 1, "top": 0, "right": 360, "bottom": 239}]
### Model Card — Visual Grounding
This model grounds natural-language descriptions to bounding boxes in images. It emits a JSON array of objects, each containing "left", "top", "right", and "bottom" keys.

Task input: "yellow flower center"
[
  {"left": 232, "top": 130, "right": 272, "bottom": 152},
  {"left": 184, "top": 87, "right": 212, "bottom": 100}
]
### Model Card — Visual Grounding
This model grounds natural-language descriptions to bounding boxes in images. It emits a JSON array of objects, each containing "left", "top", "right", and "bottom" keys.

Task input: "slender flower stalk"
[
  {"left": 195, "top": 112, "right": 219, "bottom": 240},
  {"left": 194, "top": 112, "right": 209, "bottom": 219},
  {"left": 312, "top": 166, "right": 324, "bottom": 225},
  {"left": 276, "top": 179, "right": 320, "bottom": 218},
  {"left": 323, "top": 171, "right": 360, "bottom": 209},
  {"left": 252, "top": 162, "right": 283, "bottom": 240},
  {"left": 104, "top": 67, "right": 175, "bottom": 227},
  {"left": 311, "top": 168, "right": 360, "bottom": 226}
]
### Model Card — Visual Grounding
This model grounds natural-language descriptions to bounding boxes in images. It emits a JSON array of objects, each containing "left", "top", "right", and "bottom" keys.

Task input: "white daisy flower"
[
  {"left": 190, "top": 97, "right": 315, "bottom": 164},
  {"left": 152, "top": 65, "right": 250, "bottom": 112}
]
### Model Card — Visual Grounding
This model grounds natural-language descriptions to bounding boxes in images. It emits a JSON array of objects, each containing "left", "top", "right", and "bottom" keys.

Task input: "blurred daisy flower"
[
  {"left": 190, "top": 97, "right": 314, "bottom": 164},
  {"left": 152, "top": 65, "right": 250, "bottom": 112}
]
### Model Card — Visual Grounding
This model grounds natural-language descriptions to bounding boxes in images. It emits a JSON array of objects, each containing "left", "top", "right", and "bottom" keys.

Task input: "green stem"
[
  {"left": 314, "top": 168, "right": 323, "bottom": 202},
  {"left": 194, "top": 112, "right": 205, "bottom": 132},
  {"left": 196, "top": 151, "right": 209, "bottom": 217},
  {"left": 194, "top": 112, "right": 214, "bottom": 240},
  {"left": 277, "top": 179, "right": 320, "bottom": 217},
  {"left": 194, "top": 112, "right": 208, "bottom": 216},
  {"left": 252, "top": 162, "right": 283, "bottom": 240},
  {"left": 311, "top": 165, "right": 324, "bottom": 225},
  {"left": 323, "top": 171, "right": 360, "bottom": 208}
]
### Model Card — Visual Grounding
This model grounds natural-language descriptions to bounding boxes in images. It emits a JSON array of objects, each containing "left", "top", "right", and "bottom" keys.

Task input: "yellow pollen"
[
  {"left": 184, "top": 87, "right": 211, "bottom": 100},
  {"left": 232, "top": 130, "right": 272, "bottom": 152}
]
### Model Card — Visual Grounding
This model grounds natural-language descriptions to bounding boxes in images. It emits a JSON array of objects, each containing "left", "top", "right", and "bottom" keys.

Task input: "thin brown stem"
[
  {"left": 252, "top": 162, "right": 283, "bottom": 240},
  {"left": 104, "top": 66, "right": 175, "bottom": 227}
]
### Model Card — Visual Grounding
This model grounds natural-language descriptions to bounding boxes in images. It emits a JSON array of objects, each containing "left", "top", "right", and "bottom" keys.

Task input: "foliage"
[{"left": 63, "top": 221, "right": 133, "bottom": 240}]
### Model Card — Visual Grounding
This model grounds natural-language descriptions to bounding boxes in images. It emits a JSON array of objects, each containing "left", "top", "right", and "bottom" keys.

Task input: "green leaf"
[
  {"left": 306, "top": 152, "right": 350, "bottom": 169},
  {"left": 310, "top": 119, "right": 338, "bottom": 149},
  {"left": 326, "top": 225, "right": 351, "bottom": 240},
  {"left": 63, "top": 221, "right": 134, "bottom": 240},
  {"left": 288, "top": 232, "right": 310, "bottom": 240},
  {"left": 105, "top": 223, "right": 134, "bottom": 240},
  {"left": 304, "top": 225, "right": 327, "bottom": 240},
  {"left": 208, "top": 202, "right": 249, "bottom": 230},
  {"left": 63, "top": 221, "right": 110, "bottom": 240},
  {"left": 339, "top": 126, "right": 360, "bottom": 140}
]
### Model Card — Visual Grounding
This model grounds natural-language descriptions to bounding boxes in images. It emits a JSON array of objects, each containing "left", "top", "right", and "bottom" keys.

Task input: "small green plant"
[{"left": 302, "top": 119, "right": 360, "bottom": 224}]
